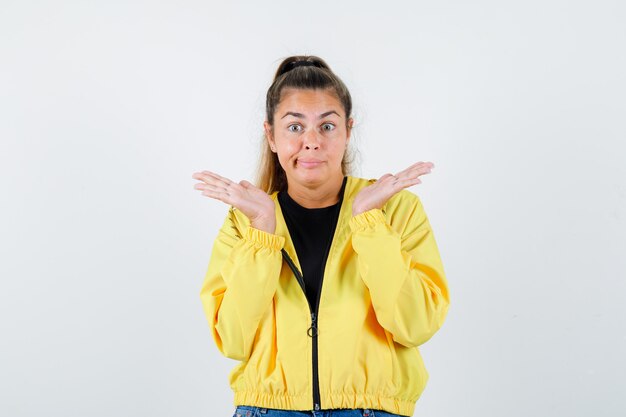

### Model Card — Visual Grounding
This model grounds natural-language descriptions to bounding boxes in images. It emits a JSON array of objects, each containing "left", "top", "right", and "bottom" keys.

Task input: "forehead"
[{"left": 277, "top": 88, "right": 343, "bottom": 115}]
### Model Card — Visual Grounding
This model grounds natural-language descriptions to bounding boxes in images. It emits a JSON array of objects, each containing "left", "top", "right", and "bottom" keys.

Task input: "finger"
[
  {"left": 381, "top": 174, "right": 402, "bottom": 188},
  {"left": 193, "top": 171, "right": 221, "bottom": 185},
  {"left": 378, "top": 173, "right": 395, "bottom": 182},
  {"left": 201, "top": 170, "right": 236, "bottom": 187},
  {"left": 397, "top": 176, "right": 422, "bottom": 189},
  {"left": 192, "top": 172, "right": 213, "bottom": 183},
  {"left": 204, "top": 173, "right": 246, "bottom": 196},
  {"left": 417, "top": 161, "right": 434, "bottom": 170},
  {"left": 400, "top": 161, "right": 425, "bottom": 171},
  {"left": 409, "top": 165, "right": 433, "bottom": 176},
  {"left": 394, "top": 164, "right": 420, "bottom": 178},
  {"left": 195, "top": 183, "right": 229, "bottom": 194},
  {"left": 193, "top": 175, "right": 226, "bottom": 190},
  {"left": 200, "top": 188, "right": 233, "bottom": 205},
  {"left": 396, "top": 161, "right": 432, "bottom": 176},
  {"left": 398, "top": 163, "right": 433, "bottom": 179},
  {"left": 202, "top": 182, "right": 242, "bottom": 205},
  {"left": 239, "top": 180, "right": 254, "bottom": 188}
]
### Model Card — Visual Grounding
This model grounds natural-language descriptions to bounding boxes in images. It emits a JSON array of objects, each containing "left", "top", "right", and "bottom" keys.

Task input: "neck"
[{"left": 286, "top": 174, "right": 345, "bottom": 209}]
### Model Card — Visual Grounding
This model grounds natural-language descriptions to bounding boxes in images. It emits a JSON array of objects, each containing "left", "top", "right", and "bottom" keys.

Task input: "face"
[{"left": 264, "top": 88, "right": 353, "bottom": 189}]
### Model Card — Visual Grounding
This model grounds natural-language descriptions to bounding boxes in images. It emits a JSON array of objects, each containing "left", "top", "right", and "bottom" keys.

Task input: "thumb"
[{"left": 239, "top": 180, "right": 253, "bottom": 188}]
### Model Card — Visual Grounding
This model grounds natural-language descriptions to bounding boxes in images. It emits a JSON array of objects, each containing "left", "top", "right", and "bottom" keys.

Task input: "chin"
[{"left": 291, "top": 170, "right": 327, "bottom": 185}]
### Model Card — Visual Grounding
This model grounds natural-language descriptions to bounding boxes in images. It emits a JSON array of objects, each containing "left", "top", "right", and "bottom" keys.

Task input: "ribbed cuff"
[
  {"left": 349, "top": 208, "right": 387, "bottom": 232},
  {"left": 244, "top": 226, "right": 286, "bottom": 251}
]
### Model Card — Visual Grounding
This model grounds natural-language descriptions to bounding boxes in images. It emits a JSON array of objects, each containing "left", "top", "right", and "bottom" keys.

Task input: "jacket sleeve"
[
  {"left": 199, "top": 207, "right": 286, "bottom": 361},
  {"left": 349, "top": 196, "right": 450, "bottom": 348}
]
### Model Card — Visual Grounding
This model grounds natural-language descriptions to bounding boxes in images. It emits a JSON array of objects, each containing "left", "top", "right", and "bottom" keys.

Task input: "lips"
[{"left": 297, "top": 158, "right": 324, "bottom": 168}]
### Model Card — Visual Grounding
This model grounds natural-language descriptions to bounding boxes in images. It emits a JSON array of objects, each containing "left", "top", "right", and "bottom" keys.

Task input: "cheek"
[
  {"left": 278, "top": 143, "right": 298, "bottom": 158},
  {"left": 276, "top": 145, "right": 298, "bottom": 166},
  {"left": 330, "top": 141, "right": 347, "bottom": 157}
]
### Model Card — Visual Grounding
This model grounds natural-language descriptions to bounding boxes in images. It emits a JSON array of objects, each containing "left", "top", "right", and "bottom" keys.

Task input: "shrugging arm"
[
  {"left": 349, "top": 196, "right": 450, "bottom": 348},
  {"left": 200, "top": 208, "right": 285, "bottom": 361}
]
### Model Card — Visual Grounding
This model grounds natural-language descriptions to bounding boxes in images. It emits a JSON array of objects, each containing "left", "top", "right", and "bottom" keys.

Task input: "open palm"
[
  {"left": 352, "top": 161, "right": 434, "bottom": 216},
  {"left": 192, "top": 170, "right": 275, "bottom": 224}
]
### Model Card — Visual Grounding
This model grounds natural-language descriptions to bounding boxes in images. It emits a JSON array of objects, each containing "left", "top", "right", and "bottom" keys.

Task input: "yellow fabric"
[{"left": 199, "top": 176, "right": 450, "bottom": 416}]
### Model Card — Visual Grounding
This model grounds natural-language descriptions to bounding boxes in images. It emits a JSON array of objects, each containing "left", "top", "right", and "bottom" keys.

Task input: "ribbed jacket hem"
[
  {"left": 233, "top": 391, "right": 309, "bottom": 410},
  {"left": 324, "top": 391, "right": 416, "bottom": 416},
  {"left": 233, "top": 390, "right": 416, "bottom": 416}
]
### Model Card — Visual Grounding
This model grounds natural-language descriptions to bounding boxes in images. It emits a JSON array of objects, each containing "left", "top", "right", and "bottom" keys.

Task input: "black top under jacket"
[{"left": 277, "top": 176, "right": 348, "bottom": 310}]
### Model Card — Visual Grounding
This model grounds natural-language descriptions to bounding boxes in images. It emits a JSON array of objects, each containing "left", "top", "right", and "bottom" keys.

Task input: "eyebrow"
[{"left": 280, "top": 110, "right": 341, "bottom": 119}]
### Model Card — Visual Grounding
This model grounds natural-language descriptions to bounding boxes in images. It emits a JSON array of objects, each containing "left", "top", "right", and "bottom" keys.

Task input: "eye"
[
  {"left": 322, "top": 123, "right": 335, "bottom": 131},
  {"left": 288, "top": 124, "right": 302, "bottom": 133}
]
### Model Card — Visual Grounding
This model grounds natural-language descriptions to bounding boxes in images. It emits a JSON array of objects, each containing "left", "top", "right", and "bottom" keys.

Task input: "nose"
[{"left": 303, "top": 129, "right": 321, "bottom": 150}]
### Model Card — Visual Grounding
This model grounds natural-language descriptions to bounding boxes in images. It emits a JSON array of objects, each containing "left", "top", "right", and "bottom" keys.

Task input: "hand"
[
  {"left": 192, "top": 170, "right": 277, "bottom": 233},
  {"left": 352, "top": 161, "right": 434, "bottom": 216}
]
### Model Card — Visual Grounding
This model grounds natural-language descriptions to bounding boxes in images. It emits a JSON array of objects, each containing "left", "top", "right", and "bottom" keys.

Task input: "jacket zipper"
[
  {"left": 280, "top": 248, "right": 323, "bottom": 411},
  {"left": 278, "top": 177, "right": 345, "bottom": 411}
]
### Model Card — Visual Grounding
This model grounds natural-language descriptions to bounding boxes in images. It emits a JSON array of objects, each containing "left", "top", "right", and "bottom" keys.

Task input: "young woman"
[{"left": 193, "top": 56, "right": 450, "bottom": 417}]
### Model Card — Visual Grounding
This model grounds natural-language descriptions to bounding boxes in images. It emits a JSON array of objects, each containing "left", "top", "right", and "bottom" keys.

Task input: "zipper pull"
[{"left": 308, "top": 312, "right": 318, "bottom": 337}]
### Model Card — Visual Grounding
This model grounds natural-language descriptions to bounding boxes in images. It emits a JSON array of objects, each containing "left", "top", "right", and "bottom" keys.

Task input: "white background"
[{"left": 1, "top": 1, "right": 625, "bottom": 416}]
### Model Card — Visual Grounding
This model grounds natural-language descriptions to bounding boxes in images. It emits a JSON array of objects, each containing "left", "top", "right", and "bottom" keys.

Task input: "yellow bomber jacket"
[{"left": 199, "top": 175, "right": 450, "bottom": 416}]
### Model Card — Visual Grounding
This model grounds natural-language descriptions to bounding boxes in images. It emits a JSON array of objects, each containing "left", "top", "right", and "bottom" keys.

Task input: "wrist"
[
  {"left": 251, "top": 215, "right": 276, "bottom": 234},
  {"left": 352, "top": 205, "right": 376, "bottom": 217}
]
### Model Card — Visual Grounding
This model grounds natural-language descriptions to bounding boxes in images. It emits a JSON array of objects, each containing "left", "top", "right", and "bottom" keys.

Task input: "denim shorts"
[{"left": 232, "top": 405, "right": 405, "bottom": 417}]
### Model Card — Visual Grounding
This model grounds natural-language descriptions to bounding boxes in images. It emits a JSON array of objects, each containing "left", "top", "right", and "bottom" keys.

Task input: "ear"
[
  {"left": 263, "top": 120, "right": 275, "bottom": 151},
  {"left": 346, "top": 117, "right": 354, "bottom": 144}
]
